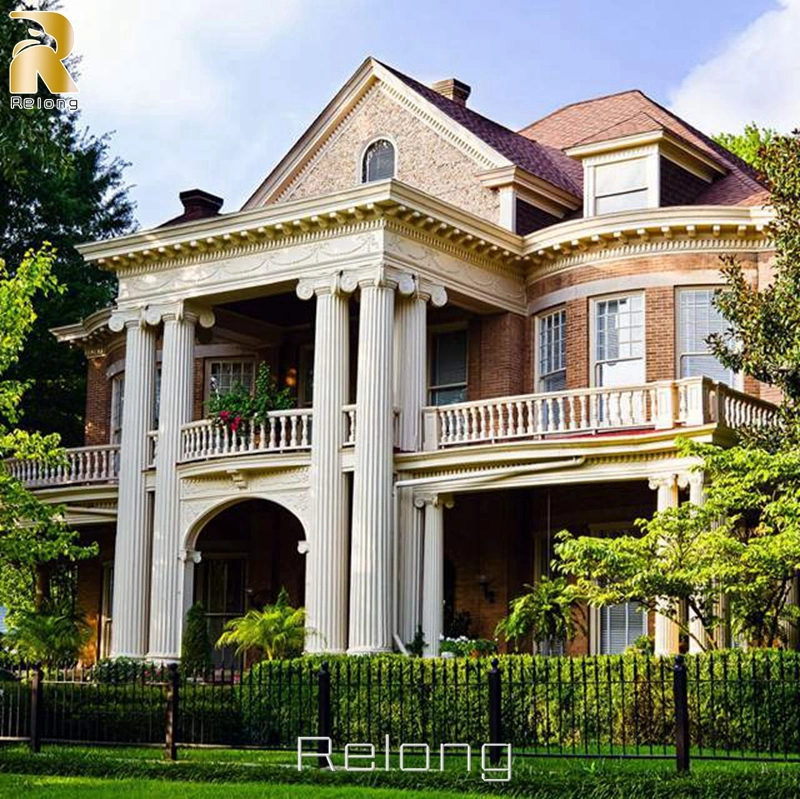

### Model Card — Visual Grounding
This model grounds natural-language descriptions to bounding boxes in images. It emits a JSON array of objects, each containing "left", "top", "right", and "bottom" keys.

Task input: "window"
[
  {"left": 110, "top": 374, "right": 124, "bottom": 444},
  {"left": 195, "top": 557, "right": 246, "bottom": 668},
  {"left": 678, "top": 289, "right": 735, "bottom": 386},
  {"left": 594, "top": 158, "right": 648, "bottom": 215},
  {"left": 208, "top": 359, "right": 255, "bottom": 397},
  {"left": 593, "top": 294, "right": 645, "bottom": 387},
  {"left": 361, "top": 139, "right": 395, "bottom": 183},
  {"left": 599, "top": 601, "right": 647, "bottom": 654},
  {"left": 429, "top": 329, "right": 468, "bottom": 406},
  {"left": 538, "top": 309, "right": 567, "bottom": 392},
  {"left": 299, "top": 345, "right": 314, "bottom": 407},
  {"left": 99, "top": 563, "right": 114, "bottom": 660},
  {"left": 153, "top": 366, "right": 162, "bottom": 429}
]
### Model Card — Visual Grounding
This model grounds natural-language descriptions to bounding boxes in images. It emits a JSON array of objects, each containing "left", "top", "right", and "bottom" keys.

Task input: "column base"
[
  {"left": 346, "top": 645, "right": 394, "bottom": 656},
  {"left": 146, "top": 652, "right": 180, "bottom": 664}
]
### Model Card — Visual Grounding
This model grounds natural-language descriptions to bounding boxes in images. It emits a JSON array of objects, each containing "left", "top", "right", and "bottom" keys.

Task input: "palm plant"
[
  {"left": 495, "top": 577, "right": 574, "bottom": 653},
  {"left": 6, "top": 602, "right": 90, "bottom": 666},
  {"left": 215, "top": 588, "right": 307, "bottom": 661}
]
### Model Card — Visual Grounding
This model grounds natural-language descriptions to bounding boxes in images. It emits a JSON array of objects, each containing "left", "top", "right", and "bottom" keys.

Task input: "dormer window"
[
  {"left": 361, "top": 139, "right": 395, "bottom": 183},
  {"left": 593, "top": 158, "right": 649, "bottom": 215}
]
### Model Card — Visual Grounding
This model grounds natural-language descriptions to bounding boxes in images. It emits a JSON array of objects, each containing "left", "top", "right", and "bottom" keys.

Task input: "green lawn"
[{"left": 0, "top": 774, "right": 478, "bottom": 798}]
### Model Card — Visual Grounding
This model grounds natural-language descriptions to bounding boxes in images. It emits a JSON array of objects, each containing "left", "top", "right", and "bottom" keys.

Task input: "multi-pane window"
[
  {"left": 678, "top": 289, "right": 735, "bottom": 386},
  {"left": 538, "top": 309, "right": 567, "bottom": 392},
  {"left": 361, "top": 139, "right": 395, "bottom": 183},
  {"left": 429, "top": 329, "right": 468, "bottom": 406},
  {"left": 593, "top": 294, "right": 645, "bottom": 387},
  {"left": 195, "top": 557, "right": 246, "bottom": 668},
  {"left": 599, "top": 601, "right": 647, "bottom": 654},
  {"left": 110, "top": 374, "right": 124, "bottom": 444},
  {"left": 594, "top": 158, "right": 648, "bottom": 215},
  {"left": 208, "top": 360, "right": 255, "bottom": 396}
]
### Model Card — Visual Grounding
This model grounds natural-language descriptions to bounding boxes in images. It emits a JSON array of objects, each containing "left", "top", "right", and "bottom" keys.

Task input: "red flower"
[
  {"left": 219, "top": 410, "right": 230, "bottom": 422},
  {"left": 230, "top": 415, "right": 242, "bottom": 433}
]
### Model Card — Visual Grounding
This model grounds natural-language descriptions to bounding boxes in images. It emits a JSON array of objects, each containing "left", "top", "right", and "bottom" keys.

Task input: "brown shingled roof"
[
  {"left": 380, "top": 62, "right": 583, "bottom": 198},
  {"left": 519, "top": 89, "right": 768, "bottom": 206}
]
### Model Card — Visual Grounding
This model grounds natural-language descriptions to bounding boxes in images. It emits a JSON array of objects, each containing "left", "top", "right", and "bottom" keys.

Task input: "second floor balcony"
[{"left": 4, "top": 377, "right": 777, "bottom": 490}]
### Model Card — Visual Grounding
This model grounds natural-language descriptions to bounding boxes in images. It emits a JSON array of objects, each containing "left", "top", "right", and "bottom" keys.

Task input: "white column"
[
  {"left": 179, "top": 549, "right": 202, "bottom": 622},
  {"left": 683, "top": 472, "right": 708, "bottom": 654},
  {"left": 108, "top": 314, "right": 156, "bottom": 658},
  {"left": 650, "top": 474, "right": 681, "bottom": 656},
  {"left": 147, "top": 305, "right": 212, "bottom": 662},
  {"left": 394, "top": 281, "right": 446, "bottom": 643},
  {"left": 348, "top": 269, "right": 403, "bottom": 654},
  {"left": 297, "top": 276, "right": 351, "bottom": 653},
  {"left": 417, "top": 494, "right": 453, "bottom": 657}
]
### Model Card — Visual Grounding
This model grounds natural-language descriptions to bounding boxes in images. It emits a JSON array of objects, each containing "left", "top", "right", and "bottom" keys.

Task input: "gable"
[{"left": 269, "top": 83, "right": 502, "bottom": 224}]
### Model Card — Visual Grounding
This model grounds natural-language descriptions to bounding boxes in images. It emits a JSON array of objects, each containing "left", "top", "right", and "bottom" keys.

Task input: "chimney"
[
  {"left": 431, "top": 78, "right": 471, "bottom": 106},
  {"left": 178, "top": 189, "right": 224, "bottom": 221}
]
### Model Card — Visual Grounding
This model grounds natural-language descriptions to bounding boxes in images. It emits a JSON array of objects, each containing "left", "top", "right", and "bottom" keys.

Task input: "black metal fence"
[{"left": 3, "top": 652, "right": 800, "bottom": 771}]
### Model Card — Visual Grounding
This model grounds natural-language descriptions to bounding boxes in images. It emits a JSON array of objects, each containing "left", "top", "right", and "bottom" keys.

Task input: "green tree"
[
  {"left": 216, "top": 588, "right": 308, "bottom": 661},
  {"left": 0, "top": 246, "right": 97, "bottom": 619},
  {"left": 1, "top": 0, "right": 135, "bottom": 445},
  {"left": 713, "top": 123, "right": 778, "bottom": 171},
  {"left": 181, "top": 602, "right": 212, "bottom": 674},
  {"left": 495, "top": 577, "right": 574, "bottom": 653}
]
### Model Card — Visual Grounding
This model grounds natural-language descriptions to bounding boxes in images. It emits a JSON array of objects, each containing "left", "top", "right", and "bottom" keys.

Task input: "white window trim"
[
  {"left": 674, "top": 286, "right": 743, "bottom": 390},
  {"left": 583, "top": 146, "right": 660, "bottom": 218},
  {"left": 204, "top": 357, "right": 258, "bottom": 404},
  {"left": 590, "top": 291, "right": 646, "bottom": 388},
  {"left": 427, "top": 323, "right": 468, "bottom": 406},
  {"left": 358, "top": 134, "right": 398, "bottom": 184},
  {"left": 110, "top": 373, "right": 124, "bottom": 445},
  {"left": 534, "top": 307, "right": 567, "bottom": 392}
]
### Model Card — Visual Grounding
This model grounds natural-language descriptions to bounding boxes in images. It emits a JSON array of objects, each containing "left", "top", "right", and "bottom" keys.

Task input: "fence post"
[
  {"left": 673, "top": 654, "right": 690, "bottom": 773},
  {"left": 488, "top": 658, "right": 502, "bottom": 766},
  {"left": 29, "top": 662, "right": 43, "bottom": 754},
  {"left": 318, "top": 662, "right": 332, "bottom": 768},
  {"left": 165, "top": 662, "right": 179, "bottom": 762}
]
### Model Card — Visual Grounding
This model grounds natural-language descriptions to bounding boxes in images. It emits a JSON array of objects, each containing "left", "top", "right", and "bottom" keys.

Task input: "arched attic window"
[{"left": 361, "top": 139, "right": 395, "bottom": 183}]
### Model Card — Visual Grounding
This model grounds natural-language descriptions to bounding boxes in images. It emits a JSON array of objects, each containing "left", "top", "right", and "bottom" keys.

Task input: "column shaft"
[
  {"left": 687, "top": 475, "right": 707, "bottom": 654},
  {"left": 111, "top": 321, "right": 156, "bottom": 658},
  {"left": 348, "top": 281, "right": 395, "bottom": 653},
  {"left": 397, "top": 490, "right": 423, "bottom": 643},
  {"left": 421, "top": 498, "right": 446, "bottom": 657},
  {"left": 305, "top": 287, "right": 350, "bottom": 652},
  {"left": 653, "top": 476, "right": 681, "bottom": 656},
  {"left": 148, "top": 315, "right": 196, "bottom": 661}
]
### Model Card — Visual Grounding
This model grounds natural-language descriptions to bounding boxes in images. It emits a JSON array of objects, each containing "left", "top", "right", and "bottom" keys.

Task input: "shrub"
[{"left": 181, "top": 603, "right": 212, "bottom": 674}]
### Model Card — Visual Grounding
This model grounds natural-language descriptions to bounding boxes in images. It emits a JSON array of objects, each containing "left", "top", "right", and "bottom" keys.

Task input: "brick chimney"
[
  {"left": 160, "top": 189, "right": 224, "bottom": 227},
  {"left": 431, "top": 78, "right": 471, "bottom": 106}
]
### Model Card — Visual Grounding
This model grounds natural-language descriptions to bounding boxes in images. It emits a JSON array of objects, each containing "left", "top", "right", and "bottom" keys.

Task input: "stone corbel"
[
  {"left": 178, "top": 548, "right": 202, "bottom": 565},
  {"left": 297, "top": 540, "right": 310, "bottom": 555}
]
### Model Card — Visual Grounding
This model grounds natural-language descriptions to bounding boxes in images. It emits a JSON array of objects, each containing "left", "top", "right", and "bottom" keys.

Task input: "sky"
[{"left": 55, "top": 0, "right": 800, "bottom": 230}]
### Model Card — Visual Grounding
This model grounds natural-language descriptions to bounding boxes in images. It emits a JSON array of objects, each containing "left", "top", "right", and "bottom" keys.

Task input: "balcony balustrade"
[
  {"left": 180, "top": 409, "right": 313, "bottom": 462},
  {"left": 5, "top": 444, "right": 120, "bottom": 488},
  {"left": 421, "top": 377, "right": 777, "bottom": 450}
]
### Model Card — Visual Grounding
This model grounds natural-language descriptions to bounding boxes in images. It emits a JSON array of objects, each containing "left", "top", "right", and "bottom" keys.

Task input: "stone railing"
[
  {"left": 422, "top": 377, "right": 778, "bottom": 450},
  {"left": 5, "top": 444, "right": 120, "bottom": 488},
  {"left": 180, "top": 409, "right": 313, "bottom": 462},
  {"left": 342, "top": 405, "right": 402, "bottom": 448}
]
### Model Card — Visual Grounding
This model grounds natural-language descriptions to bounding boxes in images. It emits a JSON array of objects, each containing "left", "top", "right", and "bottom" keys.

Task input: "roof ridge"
[
  {"left": 518, "top": 89, "right": 646, "bottom": 135},
  {"left": 571, "top": 109, "right": 665, "bottom": 146}
]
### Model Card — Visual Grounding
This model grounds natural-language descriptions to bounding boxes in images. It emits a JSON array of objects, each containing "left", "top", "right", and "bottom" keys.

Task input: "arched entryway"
[{"left": 190, "top": 498, "right": 306, "bottom": 666}]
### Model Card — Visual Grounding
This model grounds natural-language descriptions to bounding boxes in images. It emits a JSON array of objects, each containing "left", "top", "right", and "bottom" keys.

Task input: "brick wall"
[
  {"left": 645, "top": 286, "right": 675, "bottom": 382},
  {"left": 471, "top": 312, "right": 526, "bottom": 398},
  {"left": 659, "top": 157, "right": 708, "bottom": 206},
  {"left": 84, "top": 355, "right": 111, "bottom": 446}
]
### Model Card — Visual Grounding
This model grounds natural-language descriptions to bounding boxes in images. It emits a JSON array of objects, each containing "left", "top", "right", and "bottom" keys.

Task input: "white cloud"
[
  {"left": 670, "top": 0, "right": 800, "bottom": 134},
  {"left": 62, "top": 0, "right": 309, "bottom": 117}
]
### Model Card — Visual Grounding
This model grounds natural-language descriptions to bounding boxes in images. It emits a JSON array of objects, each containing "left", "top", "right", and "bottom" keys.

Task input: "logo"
[{"left": 9, "top": 10, "right": 78, "bottom": 95}]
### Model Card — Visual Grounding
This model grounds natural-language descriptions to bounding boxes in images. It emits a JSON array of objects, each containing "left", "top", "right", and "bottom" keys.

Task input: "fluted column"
[
  {"left": 417, "top": 494, "right": 453, "bottom": 657},
  {"left": 394, "top": 280, "right": 446, "bottom": 642},
  {"left": 147, "top": 304, "right": 213, "bottom": 662},
  {"left": 683, "top": 472, "right": 709, "bottom": 653},
  {"left": 108, "top": 313, "right": 156, "bottom": 658},
  {"left": 348, "top": 268, "right": 411, "bottom": 654},
  {"left": 297, "top": 275, "right": 351, "bottom": 653},
  {"left": 650, "top": 474, "right": 681, "bottom": 656}
]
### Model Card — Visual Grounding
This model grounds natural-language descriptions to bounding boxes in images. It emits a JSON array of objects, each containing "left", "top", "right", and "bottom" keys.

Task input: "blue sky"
[{"left": 60, "top": 0, "right": 798, "bottom": 229}]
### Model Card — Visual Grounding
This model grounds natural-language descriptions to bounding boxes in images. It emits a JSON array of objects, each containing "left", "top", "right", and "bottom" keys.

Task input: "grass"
[{"left": 0, "top": 774, "right": 478, "bottom": 798}]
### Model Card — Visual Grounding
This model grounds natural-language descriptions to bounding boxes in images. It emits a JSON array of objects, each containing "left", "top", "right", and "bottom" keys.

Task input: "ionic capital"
[
  {"left": 677, "top": 470, "right": 705, "bottom": 491},
  {"left": 296, "top": 271, "right": 356, "bottom": 301},
  {"left": 145, "top": 301, "right": 215, "bottom": 328},
  {"left": 411, "top": 277, "right": 448, "bottom": 308},
  {"left": 414, "top": 492, "right": 455, "bottom": 510},
  {"left": 344, "top": 264, "right": 416, "bottom": 294},
  {"left": 109, "top": 307, "right": 147, "bottom": 332},
  {"left": 648, "top": 474, "right": 678, "bottom": 492}
]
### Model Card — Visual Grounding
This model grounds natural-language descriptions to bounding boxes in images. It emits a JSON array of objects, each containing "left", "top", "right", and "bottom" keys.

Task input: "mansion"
[{"left": 10, "top": 58, "right": 777, "bottom": 662}]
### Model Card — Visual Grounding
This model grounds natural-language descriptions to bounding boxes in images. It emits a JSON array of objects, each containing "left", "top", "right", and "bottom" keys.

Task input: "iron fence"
[{"left": 2, "top": 652, "right": 800, "bottom": 770}]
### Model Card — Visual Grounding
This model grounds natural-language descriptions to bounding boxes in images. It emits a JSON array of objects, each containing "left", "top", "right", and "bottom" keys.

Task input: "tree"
[
  {"left": 0, "top": 246, "right": 97, "bottom": 619},
  {"left": 181, "top": 602, "right": 212, "bottom": 674},
  {"left": 713, "top": 123, "right": 778, "bottom": 172},
  {"left": 495, "top": 577, "right": 574, "bottom": 653},
  {"left": 1, "top": 0, "right": 135, "bottom": 445},
  {"left": 215, "top": 588, "right": 307, "bottom": 661}
]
